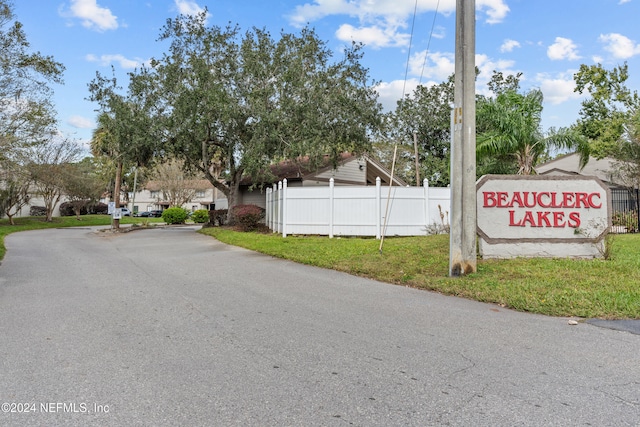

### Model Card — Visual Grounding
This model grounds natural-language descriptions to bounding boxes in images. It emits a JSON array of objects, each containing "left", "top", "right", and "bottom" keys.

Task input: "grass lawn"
[
  {"left": 200, "top": 227, "right": 640, "bottom": 320},
  {"left": 0, "top": 215, "right": 164, "bottom": 260}
]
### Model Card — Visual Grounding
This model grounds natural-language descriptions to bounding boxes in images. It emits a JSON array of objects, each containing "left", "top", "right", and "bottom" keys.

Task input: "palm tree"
[{"left": 476, "top": 89, "right": 590, "bottom": 175}]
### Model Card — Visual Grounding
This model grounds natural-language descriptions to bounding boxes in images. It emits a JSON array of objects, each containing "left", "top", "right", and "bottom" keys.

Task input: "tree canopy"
[
  {"left": 573, "top": 63, "right": 640, "bottom": 158},
  {"left": 476, "top": 86, "right": 589, "bottom": 175},
  {"left": 0, "top": 0, "right": 64, "bottom": 164},
  {"left": 378, "top": 75, "right": 454, "bottom": 187},
  {"left": 133, "top": 11, "right": 382, "bottom": 215}
]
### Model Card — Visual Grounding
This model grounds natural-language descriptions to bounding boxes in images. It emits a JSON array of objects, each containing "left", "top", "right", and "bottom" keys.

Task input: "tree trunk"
[
  {"left": 45, "top": 196, "right": 54, "bottom": 222},
  {"left": 225, "top": 169, "right": 244, "bottom": 225},
  {"left": 113, "top": 160, "right": 123, "bottom": 229}
]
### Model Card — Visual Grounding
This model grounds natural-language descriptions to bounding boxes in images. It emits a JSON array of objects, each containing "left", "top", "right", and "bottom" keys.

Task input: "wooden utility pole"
[{"left": 449, "top": 0, "right": 477, "bottom": 276}]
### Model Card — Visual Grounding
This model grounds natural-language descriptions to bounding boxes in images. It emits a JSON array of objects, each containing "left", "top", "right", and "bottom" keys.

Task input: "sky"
[{"left": 11, "top": 0, "right": 640, "bottom": 147}]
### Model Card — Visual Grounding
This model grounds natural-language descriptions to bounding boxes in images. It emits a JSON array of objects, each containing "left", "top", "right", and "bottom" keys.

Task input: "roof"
[
  {"left": 536, "top": 153, "right": 620, "bottom": 186},
  {"left": 144, "top": 179, "right": 214, "bottom": 192},
  {"left": 240, "top": 153, "right": 407, "bottom": 187}
]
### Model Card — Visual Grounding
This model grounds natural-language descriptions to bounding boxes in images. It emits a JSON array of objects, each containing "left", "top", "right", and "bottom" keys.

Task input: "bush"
[
  {"left": 161, "top": 207, "right": 189, "bottom": 224},
  {"left": 59, "top": 200, "right": 108, "bottom": 216},
  {"left": 231, "top": 204, "right": 265, "bottom": 231},
  {"left": 59, "top": 201, "right": 87, "bottom": 216},
  {"left": 191, "top": 209, "right": 209, "bottom": 224},
  {"left": 208, "top": 209, "right": 228, "bottom": 226},
  {"left": 89, "top": 202, "right": 109, "bottom": 215},
  {"left": 29, "top": 206, "right": 47, "bottom": 217},
  {"left": 612, "top": 210, "right": 638, "bottom": 233}
]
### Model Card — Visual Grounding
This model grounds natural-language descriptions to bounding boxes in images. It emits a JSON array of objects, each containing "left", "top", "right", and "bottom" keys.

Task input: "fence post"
[
  {"left": 376, "top": 177, "right": 381, "bottom": 239},
  {"left": 277, "top": 181, "right": 283, "bottom": 234},
  {"left": 423, "top": 178, "right": 430, "bottom": 231},
  {"left": 265, "top": 187, "right": 271, "bottom": 230},
  {"left": 282, "top": 178, "right": 288, "bottom": 238},
  {"left": 329, "top": 178, "right": 335, "bottom": 238},
  {"left": 272, "top": 183, "right": 277, "bottom": 232}
]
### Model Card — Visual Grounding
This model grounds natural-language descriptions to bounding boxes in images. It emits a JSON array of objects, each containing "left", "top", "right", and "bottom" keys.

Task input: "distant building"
[
  {"left": 125, "top": 179, "right": 227, "bottom": 214},
  {"left": 238, "top": 153, "right": 407, "bottom": 209}
]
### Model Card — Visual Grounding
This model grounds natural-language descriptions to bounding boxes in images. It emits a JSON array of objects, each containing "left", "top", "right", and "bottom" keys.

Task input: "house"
[
  {"left": 535, "top": 153, "right": 619, "bottom": 185},
  {"left": 238, "top": 153, "right": 408, "bottom": 209},
  {"left": 536, "top": 153, "right": 639, "bottom": 230},
  {"left": 120, "top": 154, "right": 407, "bottom": 214},
  {"left": 126, "top": 179, "right": 228, "bottom": 214}
]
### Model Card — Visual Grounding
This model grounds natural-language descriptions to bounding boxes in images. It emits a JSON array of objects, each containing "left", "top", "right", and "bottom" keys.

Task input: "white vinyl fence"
[{"left": 266, "top": 177, "right": 451, "bottom": 238}]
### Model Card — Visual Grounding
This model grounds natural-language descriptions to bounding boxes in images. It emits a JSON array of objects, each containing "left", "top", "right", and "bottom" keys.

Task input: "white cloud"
[
  {"left": 599, "top": 33, "right": 640, "bottom": 59},
  {"left": 408, "top": 50, "right": 455, "bottom": 81},
  {"left": 68, "top": 115, "right": 94, "bottom": 129},
  {"left": 335, "top": 23, "right": 409, "bottom": 49},
  {"left": 375, "top": 79, "right": 421, "bottom": 111},
  {"left": 500, "top": 39, "right": 520, "bottom": 53},
  {"left": 175, "top": 0, "right": 207, "bottom": 16},
  {"left": 288, "top": 0, "right": 508, "bottom": 47},
  {"left": 535, "top": 72, "right": 583, "bottom": 105},
  {"left": 64, "top": 0, "right": 118, "bottom": 32},
  {"left": 85, "top": 54, "right": 146, "bottom": 69},
  {"left": 547, "top": 37, "right": 580, "bottom": 61},
  {"left": 477, "top": 0, "right": 510, "bottom": 24},
  {"left": 619, "top": 0, "right": 631, "bottom": 4},
  {"left": 475, "top": 54, "right": 518, "bottom": 96}
]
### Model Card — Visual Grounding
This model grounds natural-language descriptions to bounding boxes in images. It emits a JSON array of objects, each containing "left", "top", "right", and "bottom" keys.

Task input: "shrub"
[
  {"left": 208, "top": 209, "right": 228, "bottom": 226},
  {"left": 59, "top": 200, "right": 107, "bottom": 216},
  {"left": 162, "top": 207, "right": 189, "bottom": 224},
  {"left": 191, "top": 209, "right": 209, "bottom": 224},
  {"left": 89, "top": 202, "right": 109, "bottom": 215},
  {"left": 29, "top": 206, "right": 47, "bottom": 217},
  {"left": 59, "top": 201, "right": 88, "bottom": 216},
  {"left": 612, "top": 210, "right": 638, "bottom": 233},
  {"left": 231, "top": 204, "right": 265, "bottom": 231}
]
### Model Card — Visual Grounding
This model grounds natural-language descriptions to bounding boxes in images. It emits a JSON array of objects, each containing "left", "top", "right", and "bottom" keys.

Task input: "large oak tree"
[{"left": 137, "top": 12, "right": 382, "bottom": 218}]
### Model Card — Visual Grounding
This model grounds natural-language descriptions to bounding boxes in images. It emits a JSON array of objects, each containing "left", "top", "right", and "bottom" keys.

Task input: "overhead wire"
[
  {"left": 380, "top": 0, "right": 441, "bottom": 253},
  {"left": 419, "top": 0, "right": 441, "bottom": 86}
]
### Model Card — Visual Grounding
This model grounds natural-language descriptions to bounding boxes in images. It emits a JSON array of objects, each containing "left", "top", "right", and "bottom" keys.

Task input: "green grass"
[
  {"left": 200, "top": 228, "right": 640, "bottom": 320},
  {"left": 0, "top": 215, "right": 164, "bottom": 260}
]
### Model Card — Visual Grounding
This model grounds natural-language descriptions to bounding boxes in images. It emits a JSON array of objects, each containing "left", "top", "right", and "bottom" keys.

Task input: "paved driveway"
[{"left": 1, "top": 226, "right": 639, "bottom": 426}]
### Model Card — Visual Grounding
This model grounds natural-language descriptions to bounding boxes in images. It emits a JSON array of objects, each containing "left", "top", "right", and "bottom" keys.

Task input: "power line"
[{"left": 419, "top": 0, "right": 441, "bottom": 86}]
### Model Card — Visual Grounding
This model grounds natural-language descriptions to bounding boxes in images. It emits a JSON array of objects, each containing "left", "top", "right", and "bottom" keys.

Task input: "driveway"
[{"left": 1, "top": 226, "right": 639, "bottom": 426}]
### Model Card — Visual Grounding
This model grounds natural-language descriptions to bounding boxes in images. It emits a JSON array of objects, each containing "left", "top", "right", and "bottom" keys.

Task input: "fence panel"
[
  {"left": 611, "top": 188, "right": 639, "bottom": 233},
  {"left": 283, "top": 186, "right": 332, "bottom": 235},
  {"left": 269, "top": 178, "right": 451, "bottom": 238}
]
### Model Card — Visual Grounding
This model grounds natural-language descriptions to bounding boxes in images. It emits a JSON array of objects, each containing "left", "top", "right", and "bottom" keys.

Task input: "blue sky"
[{"left": 12, "top": 0, "right": 640, "bottom": 147}]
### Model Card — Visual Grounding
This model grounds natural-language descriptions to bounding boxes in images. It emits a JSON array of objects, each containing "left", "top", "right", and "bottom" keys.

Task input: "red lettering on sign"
[
  {"left": 523, "top": 192, "right": 536, "bottom": 208},
  {"left": 574, "top": 192, "right": 587, "bottom": 208},
  {"left": 562, "top": 192, "right": 575, "bottom": 208},
  {"left": 537, "top": 192, "right": 551, "bottom": 208},
  {"left": 509, "top": 210, "right": 521, "bottom": 226},
  {"left": 483, "top": 192, "right": 496, "bottom": 207},
  {"left": 553, "top": 211, "right": 566, "bottom": 227},
  {"left": 522, "top": 211, "right": 537, "bottom": 227},
  {"left": 588, "top": 193, "right": 602, "bottom": 208},
  {"left": 537, "top": 211, "right": 552, "bottom": 227},
  {"left": 568, "top": 212, "right": 581, "bottom": 228},
  {"left": 497, "top": 192, "right": 509, "bottom": 207}
]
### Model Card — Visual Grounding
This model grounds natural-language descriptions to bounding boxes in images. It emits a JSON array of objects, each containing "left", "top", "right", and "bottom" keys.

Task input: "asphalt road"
[{"left": 0, "top": 226, "right": 639, "bottom": 426}]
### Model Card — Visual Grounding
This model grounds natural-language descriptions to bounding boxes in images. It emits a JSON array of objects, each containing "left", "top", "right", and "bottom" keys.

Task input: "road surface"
[{"left": 0, "top": 226, "right": 638, "bottom": 426}]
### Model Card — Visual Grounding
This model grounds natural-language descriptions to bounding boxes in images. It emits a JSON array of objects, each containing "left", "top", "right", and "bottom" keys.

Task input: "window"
[
  {"left": 150, "top": 191, "right": 160, "bottom": 198},
  {"left": 195, "top": 190, "right": 205, "bottom": 198}
]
